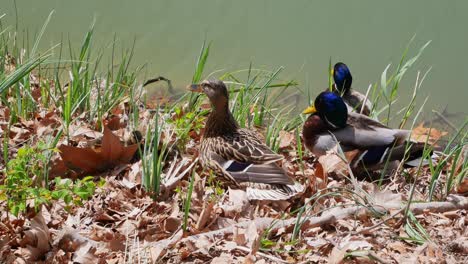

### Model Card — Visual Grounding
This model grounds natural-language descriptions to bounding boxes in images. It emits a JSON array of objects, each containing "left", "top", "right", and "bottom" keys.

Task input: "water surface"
[{"left": 2, "top": 0, "right": 467, "bottom": 123}]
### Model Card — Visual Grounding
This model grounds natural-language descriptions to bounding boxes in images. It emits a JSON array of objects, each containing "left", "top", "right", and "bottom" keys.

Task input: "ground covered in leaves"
[{"left": 1, "top": 70, "right": 467, "bottom": 264}]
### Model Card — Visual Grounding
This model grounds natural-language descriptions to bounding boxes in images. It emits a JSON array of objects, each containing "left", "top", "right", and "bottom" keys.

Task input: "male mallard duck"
[
  {"left": 189, "top": 79, "right": 303, "bottom": 200},
  {"left": 302, "top": 91, "right": 426, "bottom": 170},
  {"left": 328, "top": 62, "right": 373, "bottom": 116}
]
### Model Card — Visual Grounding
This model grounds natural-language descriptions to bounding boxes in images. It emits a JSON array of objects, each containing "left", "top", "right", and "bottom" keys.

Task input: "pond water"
[{"left": 2, "top": 0, "right": 467, "bottom": 124}]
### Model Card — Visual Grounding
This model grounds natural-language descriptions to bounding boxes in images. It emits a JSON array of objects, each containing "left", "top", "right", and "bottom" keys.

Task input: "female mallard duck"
[
  {"left": 189, "top": 79, "right": 303, "bottom": 200},
  {"left": 302, "top": 91, "right": 426, "bottom": 170},
  {"left": 328, "top": 62, "right": 373, "bottom": 116}
]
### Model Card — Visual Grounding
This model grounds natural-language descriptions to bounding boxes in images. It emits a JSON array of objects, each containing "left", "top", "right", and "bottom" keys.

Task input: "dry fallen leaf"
[
  {"left": 196, "top": 201, "right": 215, "bottom": 230},
  {"left": 233, "top": 226, "right": 247, "bottom": 246},
  {"left": 211, "top": 253, "right": 235, "bottom": 264},
  {"left": 0, "top": 106, "right": 11, "bottom": 121},
  {"left": 310, "top": 165, "right": 327, "bottom": 192},
  {"left": 58, "top": 125, "right": 138, "bottom": 174},
  {"left": 16, "top": 212, "right": 51, "bottom": 261},
  {"left": 328, "top": 239, "right": 373, "bottom": 264},
  {"left": 245, "top": 221, "right": 261, "bottom": 255},
  {"left": 164, "top": 217, "right": 181, "bottom": 233},
  {"left": 278, "top": 130, "right": 294, "bottom": 149},
  {"left": 70, "top": 126, "right": 103, "bottom": 140},
  {"left": 455, "top": 177, "right": 468, "bottom": 194},
  {"left": 221, "top": 189, "right": 250, "bottom": 217},
  {"left": 318, "top": 149, "right": 359, "bottom": 179},
  {"left": 149, "top": 229, "right": 183, "bottom": 261},
  {"left": 411, "top": 123, "right": 448, "bottom": 146},
  {"left": 35, "top": 110, "right": 61, "bottom": 137},
  {"left": 105, "top": 115, "right": 123, "bottom": 131},
  {"left": 73, "top": 242, "right": 98, "bottom": 263},
  {"left": 371, "top": 189, "right": 403, "bottom": 210}
]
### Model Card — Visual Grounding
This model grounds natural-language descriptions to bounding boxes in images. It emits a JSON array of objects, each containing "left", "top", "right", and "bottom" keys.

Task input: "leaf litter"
[{"left": 0, "top": 69, "right": 467, "bottom": 264}]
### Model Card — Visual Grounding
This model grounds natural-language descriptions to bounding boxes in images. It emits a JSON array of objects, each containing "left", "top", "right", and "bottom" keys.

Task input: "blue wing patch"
[{"left": 225, "top": 160, "right": 252, "bottom": 172}]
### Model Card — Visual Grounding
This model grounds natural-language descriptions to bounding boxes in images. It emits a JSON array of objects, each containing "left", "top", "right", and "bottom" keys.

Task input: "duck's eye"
[{"left": 202, "top": 85, "right": 216, "bottom": 96}]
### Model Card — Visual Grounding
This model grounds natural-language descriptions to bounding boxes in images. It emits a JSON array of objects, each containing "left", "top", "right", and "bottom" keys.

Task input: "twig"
[
  {"left": 235, "top": 246, "right": 290, "bottom": 264},
  {"left": 353, "top": 208, "right": 405, "bottom": 235},
  {"left": 432, "top": 110, "right": 457, "bottom": 131},
  {"left": 145, "top": 195, "right": 468, "bottom": 262},
  {"left": 409, "top": 194, "right": 468, "bottom": 214},
  {"left": 142, "top": 76, "right": 175, "bottom": 94}
]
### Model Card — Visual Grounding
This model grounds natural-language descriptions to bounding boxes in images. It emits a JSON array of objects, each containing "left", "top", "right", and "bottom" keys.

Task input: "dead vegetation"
[
  {"left": 0, "top": 31, "right": 467, "bottom": 263},
  {"left": 1, "top": 73, "right": 466, "bottom": 263}
]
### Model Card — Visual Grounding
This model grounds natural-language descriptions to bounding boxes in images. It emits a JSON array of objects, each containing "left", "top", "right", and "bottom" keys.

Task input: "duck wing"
[
  {"left": 210, "top": 151, "right": 303, "bottom": 200},
  {"left": 203, "top": 128, "right": 290, "bottom": 184},
  {"left": 334, "top": 112, "right": 409, "bottom": 147},
  {"left": 209, "top": 150, "right": 304, "bottom": 200},
  {"left": 201, "top": 130, "right": 303, "bottom": 200},
  {"left": 209, "top": 152, "right": 294, "bottom": 185},
  {"left": 344, "top": 90, "right": 373, "bottom": 115},
  {"left": 208, "top": 128, "right": 283, "bottom": 164}
]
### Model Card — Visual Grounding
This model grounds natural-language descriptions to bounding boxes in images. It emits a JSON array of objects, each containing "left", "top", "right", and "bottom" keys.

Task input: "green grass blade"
[
  {"left": 0, "top": 55, "right": 49, "bottom": 94},
  {"left": 30, "top": 10, "right": 55, "bottom": 58}
]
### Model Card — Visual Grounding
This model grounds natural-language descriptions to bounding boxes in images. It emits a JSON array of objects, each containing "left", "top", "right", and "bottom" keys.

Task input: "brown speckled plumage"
[{"left": 192, "top": 79, "right": 303, "bottom": 200}]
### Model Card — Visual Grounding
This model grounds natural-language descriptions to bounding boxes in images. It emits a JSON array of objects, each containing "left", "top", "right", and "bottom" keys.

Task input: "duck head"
[
  {"left": 189, "top": 79, "right": 238, "bottom": 137},
  {"left": 189, "top": 79, "right": 229, "bottom": 111},
  {"left": 303, "top": 91, "right": 348, "bottom": 129},
  {"left": 333, "top": 62, "right": 353, "bottom": 94}
]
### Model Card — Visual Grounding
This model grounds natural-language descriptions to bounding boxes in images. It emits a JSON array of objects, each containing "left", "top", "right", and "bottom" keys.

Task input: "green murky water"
[{"left": 1, "top": 0, "right": 467, "bottom": 122}]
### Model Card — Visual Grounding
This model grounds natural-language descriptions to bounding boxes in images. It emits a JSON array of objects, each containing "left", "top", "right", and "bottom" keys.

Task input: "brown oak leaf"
[{"left": 58, "top": 126, "right": 138, "bottom": 175}]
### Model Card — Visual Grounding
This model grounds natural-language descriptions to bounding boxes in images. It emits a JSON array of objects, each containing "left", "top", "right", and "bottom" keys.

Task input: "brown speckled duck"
[{"left": 189, "top": 79, "right": 303, "bottom": 200}]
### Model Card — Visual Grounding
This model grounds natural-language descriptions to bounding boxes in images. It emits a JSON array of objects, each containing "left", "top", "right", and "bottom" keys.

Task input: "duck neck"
[
  {"left": 302, "top": 114, "right": 326, "bottom": 150},
  {"left": 334, "top": 83, "right": 351, "bottom": 95},
  {"left": 204, "top": 104, "right": 239, "bottom": 138}
]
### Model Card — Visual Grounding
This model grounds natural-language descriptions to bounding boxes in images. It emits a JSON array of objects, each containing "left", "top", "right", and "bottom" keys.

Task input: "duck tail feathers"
[
  {"left": 352, "top": 141, "right": 431, "bottom": 168},
  {"left": 387, "top": 141, "right": 435, "bottom": 167},
  {"left": 245, "top": 182, "right": 304, "bottom": 201}
]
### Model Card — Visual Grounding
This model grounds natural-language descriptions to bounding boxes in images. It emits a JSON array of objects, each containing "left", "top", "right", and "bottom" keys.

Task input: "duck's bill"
[
  {"left": 187, "top": 84, "right": 202, "bottom": 93},
  {"left": 302, "top": 105, "right": 317, "bottom": 114}
]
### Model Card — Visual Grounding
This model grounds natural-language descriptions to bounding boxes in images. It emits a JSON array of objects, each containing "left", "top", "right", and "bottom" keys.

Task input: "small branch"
[
  {"left": 145, "top": 195, "right": 468, "bottom": 262},
  {"left": 353, "top": 208, "right": 404, "bottom": 235},
  {"left": 142, "top": 76, "right": 175, "bottom": 94},
  {"left": 143, "top": 76, "right": 169, "bottom": 87},
  {"left": 409, "top": 195, "right": 468, "bottom": 214},
  {"left": 432, "top": 110, "right": 457, "bottom": 131}
]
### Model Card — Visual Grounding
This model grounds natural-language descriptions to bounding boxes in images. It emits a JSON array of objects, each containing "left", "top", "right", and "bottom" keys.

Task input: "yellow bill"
[{"left": 302, "top": 105, "right": 317, "bottom": 114}]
